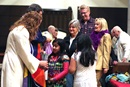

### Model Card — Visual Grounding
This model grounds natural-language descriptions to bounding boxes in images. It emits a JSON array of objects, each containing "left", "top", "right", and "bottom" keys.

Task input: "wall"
[
  {"left": 128, "top": 0, "right": 130, "bottom": 34},
  {"left": 0, "top": 0, "right": 128, "bottom": 19},
  {"left": 0, "top": 0, "right": 129, "bottom": 62},
  {"left": 1, "top": 0, "right": 128, "bottom": 33}
]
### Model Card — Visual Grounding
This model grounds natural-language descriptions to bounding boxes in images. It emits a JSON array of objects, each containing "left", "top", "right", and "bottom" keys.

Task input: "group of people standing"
[
  {"left": 1, "top": 3, "right": 130, "bottom": 87},
  {"left": 66, "top": 5, "right": 111, "bottom": 87}
]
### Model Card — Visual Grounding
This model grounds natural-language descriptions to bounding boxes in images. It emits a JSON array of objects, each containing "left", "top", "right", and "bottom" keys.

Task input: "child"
[
  {"left": 69, "top": 34, "right": 97, "bottom": 87},
  {"left": 47, "top": 39, "right": 69, "bottom": 87}
]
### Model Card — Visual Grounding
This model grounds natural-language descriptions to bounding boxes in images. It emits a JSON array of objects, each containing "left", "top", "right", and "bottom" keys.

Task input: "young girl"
[
  {"left": 47, "top": 39, "right": 69, "bottom": 87},
  {"left": 69, "top": 34, "right": 97, "bottom": 87}
]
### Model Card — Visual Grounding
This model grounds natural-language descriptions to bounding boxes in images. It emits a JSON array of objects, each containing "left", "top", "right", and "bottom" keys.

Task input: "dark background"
[
  {"left": 0, "top": 5, "right": 128, "bottom": 58},
  {"left": 78, "top": 7, "right": 128, "bottom": 32}
]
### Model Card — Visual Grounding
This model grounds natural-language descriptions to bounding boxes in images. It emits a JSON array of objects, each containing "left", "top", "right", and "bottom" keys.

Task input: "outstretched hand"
[{"left": 39, "top": 61, "right": 48, "bottom": 70}]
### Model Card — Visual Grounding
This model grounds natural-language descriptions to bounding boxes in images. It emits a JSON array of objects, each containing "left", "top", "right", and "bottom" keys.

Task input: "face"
[
  {"left": 52, "top": 42, "right": 60, "bottom": 54},
  {"left": 69, "top": 24, "right": 78, "bottom": 36},
  {"left": 94, "top": 22, "right": 101, "bottom": 32},
  {"left": 39, "top": 11, "right": 43, "bottom": 15},
  {"left": 52, "top": 30, "right": 58, "bottom": 38},
  {"left": 80, "top": 8, "right": 90, "bottom": 21},
  {"left": 112, "top": 29, "right": 120, "bottom": 38},
  {"left": 52, "top": 29, "right": 58, "bottom": 38},
  {"left": 48, "top": 28, "right": 55, "bottom": 36}
]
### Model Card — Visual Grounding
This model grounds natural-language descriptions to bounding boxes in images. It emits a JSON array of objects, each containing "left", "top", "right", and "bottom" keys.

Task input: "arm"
[
  {"left": 120, "top": 35, "right": 130, "bottom": 62},
  {"left": 103, "top": 34, "right": 112, "bottom": 73},
  {"left": 15, "top": 28, "right": 48, "bottom": 74},
  {"left": 69, "top": 58, "right": 76, "bottom": 74},
  {"left": 111, "top": 47, "right": 118, "bottom": 61},
  {"left": 53, "top": 61, "right": 69, "bottom": 81},
  {"left": 15, "top": 28, "right": 40, "bottom": 74},
  {"left": 111, "top": 47, "right": 118, "bottom": 65},
  {"left": 50, "top": 55, "right": 69, "bottom": 81},
  {"left": 69, "top": 53, "right": 77, "bottom": 74}
]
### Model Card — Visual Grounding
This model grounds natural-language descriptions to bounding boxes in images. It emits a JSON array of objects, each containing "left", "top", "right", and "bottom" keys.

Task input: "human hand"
[
  {"left": 113, "top": 61, "right": 118, "bottom": 65},
  {"left": 49, "top": 78, "right": 55, "bottom": 82},
  {"left": 40, "top": 49, "right": 44, "bottom": 54},
  {"left": 46, "top": 38, "right": 52, "bottom": 42},
  {"left": 103, "top": 68, "right": 108, "bottom": 74},
  {"left": 122, "top": 58, "right": 127, "bottom": 62},
  {"left": 39, "top": 61, "right": 48, "bottom": 70}
]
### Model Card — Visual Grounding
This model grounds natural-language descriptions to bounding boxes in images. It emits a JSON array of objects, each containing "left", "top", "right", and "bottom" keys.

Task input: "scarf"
[
  {"left": 23, "top": 43, "right": 46, "bottom": 87},
  {"left": 90, "top": 30, "right": 109, "bottom": 51}
]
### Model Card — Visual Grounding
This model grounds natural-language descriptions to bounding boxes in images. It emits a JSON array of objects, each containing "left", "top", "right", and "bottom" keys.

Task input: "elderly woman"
[
  {"left": 64, "top": 19, "right": 81, "bottom": 87},
  {"left": 90, "top": 18, "right": 112, "bottom": 87}
]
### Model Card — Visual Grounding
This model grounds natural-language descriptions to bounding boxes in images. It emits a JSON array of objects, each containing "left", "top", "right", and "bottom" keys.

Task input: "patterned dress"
[{"left": 47, "top": 55, "right": 69, "bottom": 87}]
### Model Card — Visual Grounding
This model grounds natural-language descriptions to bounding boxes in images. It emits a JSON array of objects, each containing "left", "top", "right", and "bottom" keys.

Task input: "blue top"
[{"left": 31, "top": 29, "right": 46, "bottom": 57}]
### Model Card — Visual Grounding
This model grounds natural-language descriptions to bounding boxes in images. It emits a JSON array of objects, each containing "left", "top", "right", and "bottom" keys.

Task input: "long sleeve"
[
  {"left": 119, "top": 32, "right": 130, "bottom": 59},
  {"left": 14, "top": 27, "right": 40, "bottom": 74},
  {"left": 110, "top": 47, "right": 118, "bottom": 61},
  {"left": 54, "top": 61, "right": 69, "bottom": 81},
  {"left": 103, "top": 34, "right": 112, "bottom": 69}
]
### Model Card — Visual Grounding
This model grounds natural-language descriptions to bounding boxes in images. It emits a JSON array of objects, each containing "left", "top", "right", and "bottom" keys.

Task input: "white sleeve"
[
  {"left": 14, "top": 29, "right": 40, "bottom": 74},
  {"left": 120, "top": 34, "right": 130, "bottom": 59},
  {"left": 71, "top": 52, "right": 77, "bottom": 60},
  {"left": 71, "top": 53, "right": 75, "bottom": 59}
]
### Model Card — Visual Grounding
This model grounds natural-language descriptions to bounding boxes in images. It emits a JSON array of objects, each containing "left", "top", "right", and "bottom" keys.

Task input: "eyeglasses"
[{"left": 80, "top": 12, "right": 88, "bottom": 15}]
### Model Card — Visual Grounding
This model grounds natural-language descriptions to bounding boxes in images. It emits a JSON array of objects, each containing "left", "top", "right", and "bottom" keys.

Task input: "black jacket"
[{"left": 64, "top": 32, "right": 81, "bottom": 58}]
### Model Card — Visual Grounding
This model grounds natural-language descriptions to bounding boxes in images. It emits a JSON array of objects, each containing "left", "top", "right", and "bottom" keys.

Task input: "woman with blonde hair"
[{"left": 90, "top": 18, "right": 112, "bottom": 87}]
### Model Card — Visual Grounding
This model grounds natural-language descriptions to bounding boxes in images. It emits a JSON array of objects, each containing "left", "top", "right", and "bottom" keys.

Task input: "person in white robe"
[{"left": 1, "top": 11, "right": 48, "bottom": 87}]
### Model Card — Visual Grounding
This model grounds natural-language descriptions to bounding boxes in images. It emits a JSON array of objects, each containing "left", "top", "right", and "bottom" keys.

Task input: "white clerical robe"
[{"left": 1, "top": 26, "right": 40, "bottom": 87}]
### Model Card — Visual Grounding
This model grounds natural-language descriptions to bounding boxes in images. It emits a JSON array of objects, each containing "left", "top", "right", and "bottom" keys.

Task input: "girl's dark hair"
[
  {"left": 77, "top": 34, "right": 95, "bottom": 67},
  {"left": 26, "top": 4, "right": 43, "bottom": 13},
  {"left": 52, "top": 39, "right": 66, "bottom": 54},
  {"left": 48, "top": 39, "right": 66, "bottom": 62}
]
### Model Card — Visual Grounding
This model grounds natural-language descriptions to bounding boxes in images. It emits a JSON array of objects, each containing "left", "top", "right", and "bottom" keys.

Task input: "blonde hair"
[
  {"left": 95, "top": 18, "right": 108, "bottom": 31},
  {"left": 79, "top": 4, "right": 90, "bottom": 12}
]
